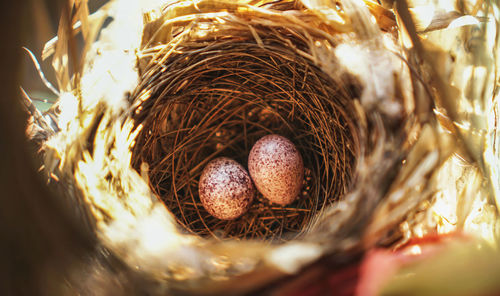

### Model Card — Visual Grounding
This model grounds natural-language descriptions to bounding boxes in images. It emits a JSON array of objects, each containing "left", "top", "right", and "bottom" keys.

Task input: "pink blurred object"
[
  {"left": 281, "top": 233, "right": 469, "bottom": 296},
  {"left": 356, "top": 233, "right": 468, "bottom": 296}
]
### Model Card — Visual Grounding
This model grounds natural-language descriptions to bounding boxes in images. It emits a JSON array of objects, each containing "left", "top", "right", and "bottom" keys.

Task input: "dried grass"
[{"left": 31, "top": 0, "right": 500, "bottom": 291}]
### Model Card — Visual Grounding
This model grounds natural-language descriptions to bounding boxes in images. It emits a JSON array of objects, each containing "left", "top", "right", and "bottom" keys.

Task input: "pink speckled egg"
[
  {"left": 199, "top": 157, "right": 255, "bottom": 220},
  {"left": 248, "top": 134, "right": 304, "bottom": 206}
]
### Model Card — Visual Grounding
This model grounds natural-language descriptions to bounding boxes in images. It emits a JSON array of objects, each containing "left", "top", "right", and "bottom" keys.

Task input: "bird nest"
[
  {"left": 42, "top": 0, "right": 424, "bottom": 250},
  {"left": 35, "top": 0, "right": 487, "bottom": 292},
  {"left": 131, "top": 16, "right": 360, "bottom": 241}
]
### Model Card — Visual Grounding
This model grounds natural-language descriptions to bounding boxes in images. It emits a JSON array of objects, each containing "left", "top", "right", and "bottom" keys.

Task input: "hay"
[
  {"left": 32, "top": 0, "right": 500, "bottom": 293},
  {"left": 38, "top": 0, "right": 420, "bottom": 277},
  {"left": 40, "top": 0, "right": 421, "bottom": 267}
]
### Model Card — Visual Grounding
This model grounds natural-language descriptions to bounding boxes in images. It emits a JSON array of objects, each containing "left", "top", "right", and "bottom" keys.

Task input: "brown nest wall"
[{"left": 131, "top": 18, "right": 361, "bottom": 241}]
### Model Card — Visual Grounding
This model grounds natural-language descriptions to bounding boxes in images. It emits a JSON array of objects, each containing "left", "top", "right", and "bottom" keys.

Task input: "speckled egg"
[
  {"left": 248, "top": 134, "right": 304, "bottom": 206},
  {"left": 199, "top": 157, "right": 255, "bottom": 220}
]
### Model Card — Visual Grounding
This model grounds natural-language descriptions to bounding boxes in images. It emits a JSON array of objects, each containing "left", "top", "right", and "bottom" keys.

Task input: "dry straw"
[
  {"left": 31, "top": 0, "right": 499, "bottom": 293},
  {"left": 39, "top": 0, "right": 431, "bottom": 279}
]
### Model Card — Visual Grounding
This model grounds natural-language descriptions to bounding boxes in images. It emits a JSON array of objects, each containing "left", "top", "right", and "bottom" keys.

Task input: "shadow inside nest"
[{"left": 131, "top": 36, "right": 361, "bottom": 242}]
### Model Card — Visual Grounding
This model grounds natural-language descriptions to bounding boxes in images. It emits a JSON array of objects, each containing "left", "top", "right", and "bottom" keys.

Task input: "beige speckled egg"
[
  {"left": 248, "top": 134, "right": 304, "bottom": 206},
  {"left": 199, "top": 157, "right": 255, "bottom": 220}
]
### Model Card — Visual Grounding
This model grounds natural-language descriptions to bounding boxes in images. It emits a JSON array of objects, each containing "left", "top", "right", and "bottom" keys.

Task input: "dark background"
[{"left": 0, "top": 1, "right": 93, "bottom": 294}]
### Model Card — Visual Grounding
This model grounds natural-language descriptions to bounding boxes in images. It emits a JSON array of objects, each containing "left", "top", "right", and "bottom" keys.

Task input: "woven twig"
[{"left": 132, "top": 8, "right": 360, "bottom": 241}]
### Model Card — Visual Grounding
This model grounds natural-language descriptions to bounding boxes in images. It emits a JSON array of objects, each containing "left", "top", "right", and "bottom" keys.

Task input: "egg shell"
[
  {"left": 248, "top": 134, "right": 304, "bottom": 205},
  {"left": 199, "top": 157, "right": 255, "bottom": 220}
]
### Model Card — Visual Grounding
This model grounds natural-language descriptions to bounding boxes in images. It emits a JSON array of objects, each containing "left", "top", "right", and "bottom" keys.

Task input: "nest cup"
[{"left": 131, "top": 2, "right": 361, "bottom": 242}]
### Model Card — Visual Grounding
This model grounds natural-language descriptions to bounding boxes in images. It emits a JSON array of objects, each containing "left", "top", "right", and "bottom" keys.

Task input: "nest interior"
[{"left": 131, "top": 7, "right": 361, "bottom": 242}]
